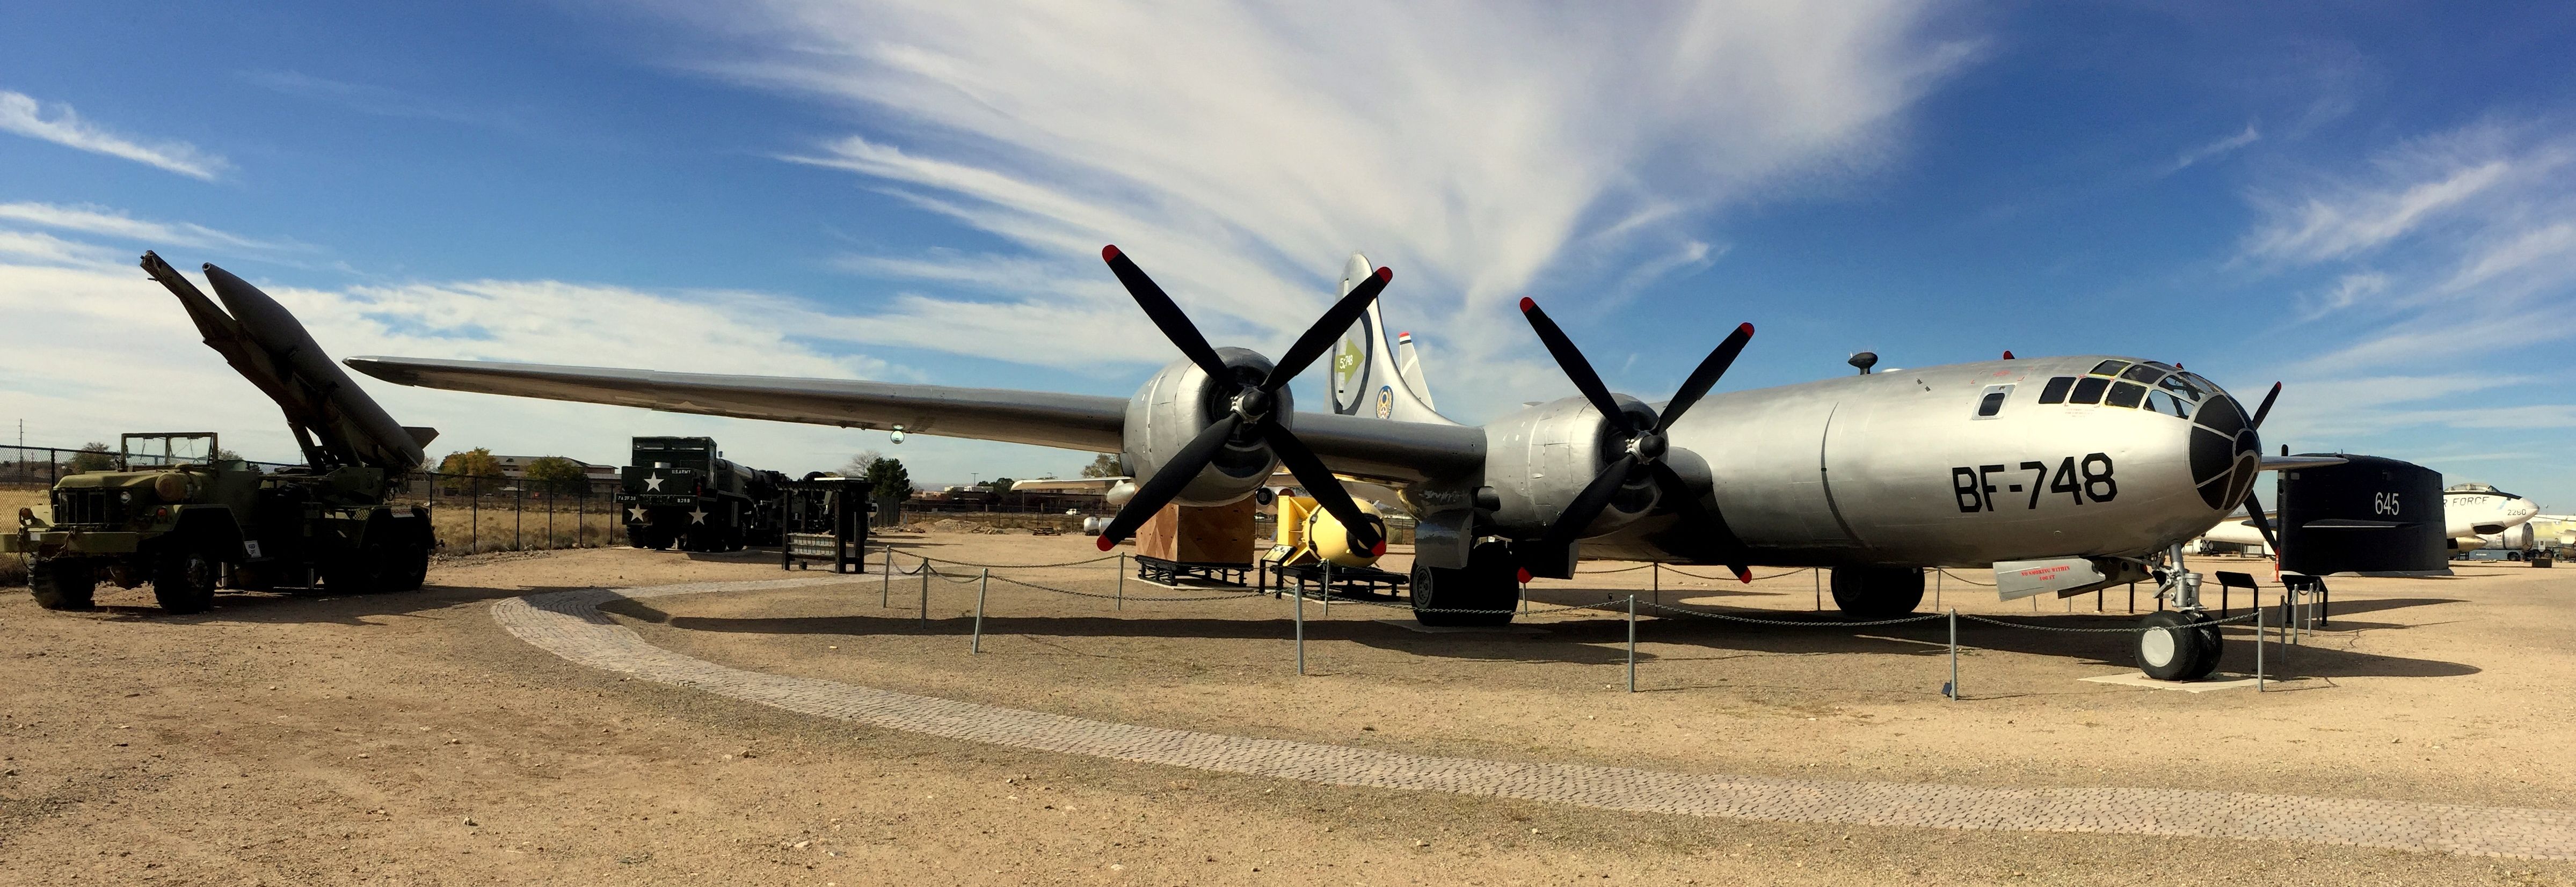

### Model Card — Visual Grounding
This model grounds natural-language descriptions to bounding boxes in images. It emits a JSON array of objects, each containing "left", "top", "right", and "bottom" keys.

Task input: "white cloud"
[
  {"left": 0, "top": 90, "right": 230, "bottom": 180},
  {"left": 0, "top": 222, "right": 958, "bottom": 479},
  {"left": 667, "top": 0, "right": 1970, "bottom": 419},
  {"left": 0, "top": 202, "right": 293, "bottom": 251},
  {"left": 2170, "top": 121, "right": 2259, "bottom": 173}
]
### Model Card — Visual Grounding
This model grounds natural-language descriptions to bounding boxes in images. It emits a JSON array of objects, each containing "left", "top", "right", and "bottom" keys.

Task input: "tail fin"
[{"left": 1328, "top": 252, "right": 1456, "bottom": 424}]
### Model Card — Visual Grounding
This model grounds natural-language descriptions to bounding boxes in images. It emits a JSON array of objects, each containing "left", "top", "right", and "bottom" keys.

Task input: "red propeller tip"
[
  {"left": 1371, "top": 540, "right": 1387, "bottom": 557},
  {"left": 1096, "top": 536, "right": 1116, "bottom": 551},
  {"left": 1734, "top": 567, "right": 1752, "bottom": 584},
  {"left": 2002, "top": 350, "right": 2014, "bottom": 360},
  {"left": 1100, "top": 245, "right": 1122, "bottom": 261},
  {"left": 1737, "top": 322, "right": 1755, "bottom": 336},
  {"left": 1373, "top": 266, "right": 1393, "bottom": 282},
  {"left": 1518, "top": 297, "right": 1537, "bottom": 312},
  {"left": 1516, "top": 568, "right": 1533, "bottom": 584}
]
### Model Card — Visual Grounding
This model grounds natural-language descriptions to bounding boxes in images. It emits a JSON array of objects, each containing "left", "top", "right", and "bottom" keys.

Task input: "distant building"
[{"left": 490, "top": 455, "right": 619, "bottom": 483}]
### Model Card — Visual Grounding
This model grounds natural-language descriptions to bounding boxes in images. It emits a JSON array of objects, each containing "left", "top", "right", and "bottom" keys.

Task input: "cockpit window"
[
  {"left": 2105, "top": 381, "right": 2146, "bottom": 408},
  {"left": 1973, "top": 384, "right": 2014, "bottom": 419},
  {"left": 2089, "top": 360, "right": 2130, "bottom": 377},
  {"left": 2037, "top": 376, "right": 2074, "bottom": 404},
  {"left": 2145, "top": 389, "right": 2193, "bottom": 418},
  {"left": 2156, "top": 372, "right": 2206, "bottom": 402},
  {"left": 2120, "top": 364, "right": 2164, "bottom": 384},
  {"left": 2069, "top": 376, "right": 2109, "bottom": 405}
]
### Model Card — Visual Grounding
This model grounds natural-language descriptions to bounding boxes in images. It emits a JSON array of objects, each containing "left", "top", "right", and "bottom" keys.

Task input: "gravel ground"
[{"left": 2, "top": 533, "right": 2570, "bottom": 885}]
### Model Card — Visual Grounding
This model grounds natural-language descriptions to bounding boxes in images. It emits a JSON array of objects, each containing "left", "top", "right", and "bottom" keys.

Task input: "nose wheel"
[{"left": 2135, "top": 611, "right": 2223, "bottom": 681}]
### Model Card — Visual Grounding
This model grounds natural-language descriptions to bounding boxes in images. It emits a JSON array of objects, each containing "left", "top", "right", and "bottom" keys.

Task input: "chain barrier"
[
  {"left": 1573, "top": 563, "right": 1654, "bottom": 575},
  {"left": 908, "top": 552, "right": 1124, "bottom": 570},
  {"left": 1657, "top": 565, "right": 1813, "bottom": 582},
  {"left": 1956, "top": 609, "right": 2261, "bottom": 634},
  {"left": 1935, "top": 569, "right": 1998, "bottom": 587},
  {"left": 988, "top": 573, "right": 1261, "bottom": 603},
  {"left": 1640, "top": 599, "right": 1944, "bottom": 627}
]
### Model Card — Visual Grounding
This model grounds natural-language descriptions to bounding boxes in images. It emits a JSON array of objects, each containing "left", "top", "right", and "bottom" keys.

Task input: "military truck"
[
  {"left": 616, "top": 436, "right": 787, "bottom": 552},
  {"left": 4, "top": 253, "right": 436, "bottom": 613}
]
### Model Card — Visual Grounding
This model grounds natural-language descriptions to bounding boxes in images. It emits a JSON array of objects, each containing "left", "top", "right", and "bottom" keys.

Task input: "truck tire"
[
  {"left": 30, "top": 558, "right": 97, "bottom": 610},
  {"left": 152, "top": 549, "right": 219, "bottom": 614},
  {"left": 324, "top": 541, "right": 392, "bottom": 595},
  {"left": 388, "top": 536, "right": 430, "bottom": 591}
]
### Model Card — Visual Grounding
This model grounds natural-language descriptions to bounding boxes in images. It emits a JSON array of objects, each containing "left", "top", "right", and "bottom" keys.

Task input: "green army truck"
[
  {"left": 617, "top": 436, "right": 787, "bottom": 552},
  {"left": 3, "top": 253, "right": 438, "bottom": 614},
  {"left": 10, "top": 433, "right": 432, "bottom": 612}
]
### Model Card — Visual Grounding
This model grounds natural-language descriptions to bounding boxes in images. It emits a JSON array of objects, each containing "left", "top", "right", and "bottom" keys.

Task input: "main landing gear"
[
  {"left": 2134, "top": 544, "right": 2222, "bottom": 681},
  {"left": 1409, "top": 541, "right": 1519, "bottom": 627}
]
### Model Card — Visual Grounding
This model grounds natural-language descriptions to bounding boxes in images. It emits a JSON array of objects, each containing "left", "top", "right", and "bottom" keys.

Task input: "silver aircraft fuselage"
[{"left": 1567, "top": 355, "right": 2255, "bottom": 569}]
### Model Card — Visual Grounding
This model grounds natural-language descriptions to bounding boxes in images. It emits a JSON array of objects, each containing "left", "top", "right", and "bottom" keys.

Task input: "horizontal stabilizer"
[{"left": 405, "top": 427, "right": 440, "bottom": 448}]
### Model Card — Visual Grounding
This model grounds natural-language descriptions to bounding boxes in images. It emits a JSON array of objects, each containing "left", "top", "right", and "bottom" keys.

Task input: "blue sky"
[{"left": 3, "top": 1, "right": 2571, "bottom": 507}]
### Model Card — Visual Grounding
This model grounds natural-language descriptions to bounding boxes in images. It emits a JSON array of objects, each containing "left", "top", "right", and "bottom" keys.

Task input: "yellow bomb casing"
[{"left": 1302, "top": 497, "right": 1384, "bottom": 568}]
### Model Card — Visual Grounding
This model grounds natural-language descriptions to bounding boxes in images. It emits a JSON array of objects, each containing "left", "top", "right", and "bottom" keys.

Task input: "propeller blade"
[
  {"left": 1538, "top": 454, "right": 1641, "bottom": 553},
  {"left": 1518, "top": 298, "right": 1629, "bottom": 429},
  {"left": 1102, "top": 246, "right": 1231, "bottom": 380},
  {"left": 1095, "top": 413, "right": 1243, "bottom": 550},
  {"left": 1647, "top": 460, "right": 1754, "bottom": 582},
  {"left": 1654, "top": 322, "right": 1755, "bottom": 433},
  {"left": 2242, "top": 491, "right": 2281, "bottom": 558},
  {"left": 1260, "top": 419, "right": 1384, "bottom": 554},
  {"left": 1264, "top": 267, "right": 1392, "bottom": 390},
  {"left": 2249, "top": 381, "right": 2282, "bottom": 430}
]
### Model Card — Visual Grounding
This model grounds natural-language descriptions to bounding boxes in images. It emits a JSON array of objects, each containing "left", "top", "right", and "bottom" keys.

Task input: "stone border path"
[{"left": 492, "top": 578, "right": 2576, "bottom": 860}]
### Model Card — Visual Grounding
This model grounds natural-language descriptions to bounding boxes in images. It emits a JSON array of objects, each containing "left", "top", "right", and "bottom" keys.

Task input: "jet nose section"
[{"left": 2186, "top": 390, "right": 2261, "bottom": 511}]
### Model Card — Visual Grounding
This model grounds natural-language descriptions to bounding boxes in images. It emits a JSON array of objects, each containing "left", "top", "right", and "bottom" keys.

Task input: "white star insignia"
[
  {"left": 644, "top": 474, "right": 664, "bottom": 492},
  {"left": 688, "top": 508, "right": 708, "bottom": 524},
  {"left": 627, "top": 507, "right": 647, "bottom": 522}
]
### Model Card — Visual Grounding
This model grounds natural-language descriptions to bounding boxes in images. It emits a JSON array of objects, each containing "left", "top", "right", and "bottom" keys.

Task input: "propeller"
[
  {"left": 1094, "top": 245, "right": 1391, "bottom": 554},
  {"left": 1517, "top": 297, "right": 1757, "bottom": 581},
  {"left": 2240, "top": 382, "right": 2284, "bottom": 556}
]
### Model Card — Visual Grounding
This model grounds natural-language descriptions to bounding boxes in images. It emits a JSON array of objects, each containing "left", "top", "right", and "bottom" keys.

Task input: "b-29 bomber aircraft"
[{"left": 347, "top": 246, "right": 2322, "bottom": 680}]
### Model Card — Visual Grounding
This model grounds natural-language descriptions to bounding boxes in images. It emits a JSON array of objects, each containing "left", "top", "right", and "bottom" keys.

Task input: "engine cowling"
[
  {"left": 1480, "top": 396, "right": 1662, "bottom": 538},
  {"left": 1123, "top": 349, "right": 1283, "bottom": 507}
]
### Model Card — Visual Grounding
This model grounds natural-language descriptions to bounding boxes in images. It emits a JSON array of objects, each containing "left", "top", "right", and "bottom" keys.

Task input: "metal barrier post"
[
  {"left": 1946, "top": 607, "right": 1959, "bottom": 700},
  {"left": 920, "top": 566, "right": 930, "bottom": 627},
  {"left": 514, "top": 485, "right": 523, "bottom": 551},
  {"left": 882, "top": 548, "right": 892, "bottom": 606},
  {"left": 1814, "top": 569, "right": 1822, "bottom": 611},
  {"left": 1934, "top": 569, "right": 1941, "bottom": 609},
  {"left": 1651, "top": 562, "right": 1660, "bottom": 605},
  {"left": 1626, "top": 595, "right": 1638, "bottom": 693},
  {"left": 2256, "top": 597, "right": 2266, "bottom": 692},
  {"left": 1321, "top": 561, "right": 1331, "bottom": 614},
  {"left": 1293, "top": 577, "right": 1306, "bottom": 676},
  {"left": 1116, "top": 553, "right": 1125, "bottom": 611},
  {"left": 470, "top": 476, "right": 480, "bottom": 553},
  {"left": 972, "top": 568, "right": 988, "bottom": 654}
]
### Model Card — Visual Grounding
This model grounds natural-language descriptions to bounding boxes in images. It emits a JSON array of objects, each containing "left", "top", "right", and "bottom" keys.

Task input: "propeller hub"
[
  {"left": 1233, "top": 386, "right": 1275, "bottom": 421},
  {"left": 1631, "top": 431, "right": 1668, "bottom": 463}
]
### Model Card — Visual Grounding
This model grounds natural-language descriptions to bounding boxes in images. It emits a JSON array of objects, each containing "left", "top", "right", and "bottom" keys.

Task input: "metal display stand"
[
  {"left": 1133, "top": 554, "right": 1252, "bottom": 587},
  {"left": 778, "top": 477, "right": 870, "bottom": 573},
  {"left": 1270, "top": 561, "right": 1408, "bottom": 599}
]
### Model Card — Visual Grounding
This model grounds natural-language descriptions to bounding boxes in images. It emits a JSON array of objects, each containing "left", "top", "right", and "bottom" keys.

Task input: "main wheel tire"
[
  {"left": 152, "top": 549, "right": 219, "bottom": 614},
  {"left": 388, "top": 536, "right": 430, "bottom": 591},
  {"left": 1829, "top": 567, "right": 1926, "bottom": 619},
  {"left": 1410, "top": 541, "right": 1518, "bottom": 627},
  {"left": 28, "top": 558, "right": 97, "bottom": 610},
  {"left": 2136, "top": 611, "right": 2214, "bottom": 681}
]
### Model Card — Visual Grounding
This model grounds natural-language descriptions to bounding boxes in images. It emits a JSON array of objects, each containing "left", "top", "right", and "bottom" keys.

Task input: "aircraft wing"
[
  {"left": 344, "top": 356, "right": 1483, "bottom": 483},
  {"left": 2260, "top": 455, "right": 2346, "bottom": 471}
]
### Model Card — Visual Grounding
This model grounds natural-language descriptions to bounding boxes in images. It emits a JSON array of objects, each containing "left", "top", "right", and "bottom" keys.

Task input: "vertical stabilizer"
[{"left": 1327, "top": 252, "right": 1456, "bottom": 424}]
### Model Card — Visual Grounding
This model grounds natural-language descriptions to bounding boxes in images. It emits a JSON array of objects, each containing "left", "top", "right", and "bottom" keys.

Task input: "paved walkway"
[{"left": 492, "top": 578, "right": 2576, "bottom": 860}]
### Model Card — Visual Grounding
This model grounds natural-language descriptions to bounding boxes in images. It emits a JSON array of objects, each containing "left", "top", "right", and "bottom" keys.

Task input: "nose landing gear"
[{"left": 2135, "top": 545, "right": 2222, "bottom": 681}]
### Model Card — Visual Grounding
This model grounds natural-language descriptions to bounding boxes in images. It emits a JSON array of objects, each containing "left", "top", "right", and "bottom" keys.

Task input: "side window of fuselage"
[{"left": 1973, "top": 384, "right": 2014, "bottom": 419}]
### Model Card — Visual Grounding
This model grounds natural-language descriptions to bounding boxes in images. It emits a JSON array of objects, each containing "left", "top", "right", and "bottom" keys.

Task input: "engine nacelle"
[
  {"left": 1123, "top": 349, "right": 1282, "bottom": 507},
  {"left": 1480, "top": 395, "right": 1663, "bottom": 538}
]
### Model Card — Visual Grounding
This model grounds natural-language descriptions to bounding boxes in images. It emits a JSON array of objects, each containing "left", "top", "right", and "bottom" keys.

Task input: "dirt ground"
[{"left": 3, "top": 533, "right": 2571, "bottom": 885}]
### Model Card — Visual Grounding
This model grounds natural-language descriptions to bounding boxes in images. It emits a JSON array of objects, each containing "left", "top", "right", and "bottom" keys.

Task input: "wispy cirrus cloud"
[
  {"left": 0, "top": 90, "right": 230, "bottom": 180},
  {"left": 665, "top": 0, "right": 1974, "bottom": 417},
  {"left": 0, "top": 202, "right": 295, "bottom": 252},
  {"left": 2170, "top": 121, "right": 2259, "bottom": 173}
]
